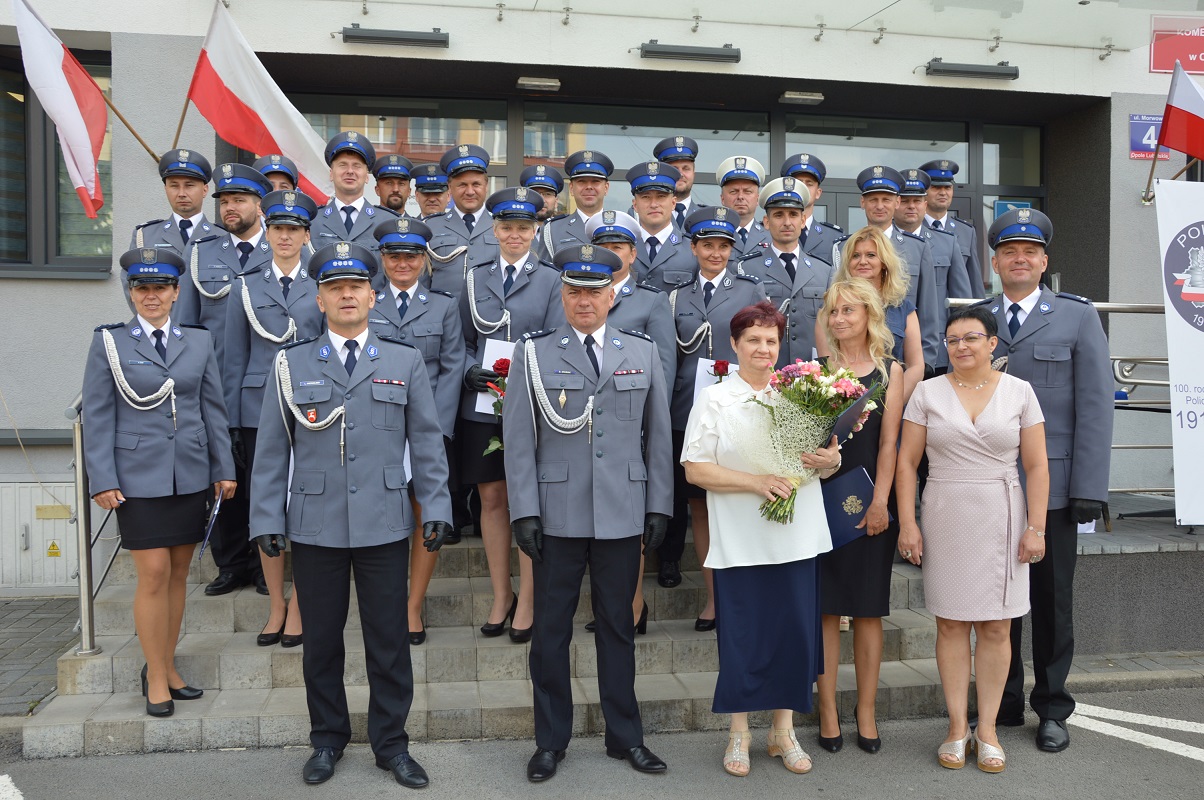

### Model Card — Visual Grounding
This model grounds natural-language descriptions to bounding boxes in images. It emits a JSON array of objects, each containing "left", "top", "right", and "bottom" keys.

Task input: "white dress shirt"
[
  {"left": 327, "top": 328, "right": 370, "bottom": 366},
  {"left": 1004, "top": 286, "right": 1042, "bottom": 328},
  {"left": 573, "top": 324, "right": 606, "bottom": 373}
]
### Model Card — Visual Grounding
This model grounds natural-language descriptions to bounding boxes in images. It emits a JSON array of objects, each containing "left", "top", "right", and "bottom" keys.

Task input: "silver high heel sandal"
[{"left": 937, "top": 728, "right": 973, "bottom": 769}]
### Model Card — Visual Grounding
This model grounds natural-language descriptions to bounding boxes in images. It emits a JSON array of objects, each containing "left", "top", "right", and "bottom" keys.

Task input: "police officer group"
[{"left": 82, "top": 129, "right": 1109, "bottom": 786}]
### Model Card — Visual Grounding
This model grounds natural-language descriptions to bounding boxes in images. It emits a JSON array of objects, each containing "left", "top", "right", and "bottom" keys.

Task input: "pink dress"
[{"left": 903, "top": 374, "right": 1044, "bottom": 621}]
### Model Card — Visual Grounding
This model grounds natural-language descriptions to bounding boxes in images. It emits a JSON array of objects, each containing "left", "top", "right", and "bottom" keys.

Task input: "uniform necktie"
[
  {"left": 152, "top": 329, "right": 167, "bottom": 362},
  {"left": 1008, "top": 303, "right": 1022, "bottom": 337},
  {"left": 583, "top": 334, "right": 601, "bottom": 376},
  {"left": 463, "top": 212, "right": 475, "bottom": 234},
  {"left": 704, "top": 281, "right": 714, "bottom": 307},
  {"left": 237, "top": 241, "right": 254, "bottom": 267},
  {"left": 647, "top": 235, "right": 660, "bottom": 263},
  {"left": 738, "top": 227, "right": 748, "bottom": 248},
  {"left": 397, "top": 291, "right": 409, "bottom": 321},
  {"left": 503, "top": 265, "right": 516, "bottom": 295},
  {"left": 799, "top": 225, "right": 808, "bottom": 251},
  {"left": 675, "top": 203, "right": 686, "bottom": 230},
  {"left": 280, "top": 276, "right": 292, "bottom": 299},
  {"left": 178, "top": 218, "right": 192, "bottom": 244},
  {"left": 932, "top": 219, "right": 943, "bottom": 231},
  {"left": 344, "top": 340, "right": 359, "bottom": 376},
  {"left": 781, "top": 253, "right": 797, "bottom": 283},
  {"left": 342, "top": 206, "right": 355, "bottom": 234}
]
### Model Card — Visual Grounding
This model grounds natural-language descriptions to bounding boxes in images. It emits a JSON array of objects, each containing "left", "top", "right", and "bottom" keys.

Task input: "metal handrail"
[
  {"left": 948, "top": 298, "right": 1165, "bottom": 314},
  {"left": 67, "top": 392, "right": 100, "bottom": 656}
]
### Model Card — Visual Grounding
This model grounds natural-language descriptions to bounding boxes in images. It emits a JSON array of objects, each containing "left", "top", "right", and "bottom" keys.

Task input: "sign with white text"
[{"left": 1130, "top": 114, "right": 1171, "bottom": 160}]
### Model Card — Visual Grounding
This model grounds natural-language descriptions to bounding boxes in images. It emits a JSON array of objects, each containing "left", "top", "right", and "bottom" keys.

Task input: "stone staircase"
[{"left": 24, "top": 537, "right": 948, "bottom": 758}]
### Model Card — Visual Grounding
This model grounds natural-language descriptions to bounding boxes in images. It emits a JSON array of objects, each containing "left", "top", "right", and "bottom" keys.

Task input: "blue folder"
[
  {"left": 821, "top": 467, "right": 891, "bottom": 549},
  {"left": 830, "top": 382, "right": 880, "bottom": 444}
]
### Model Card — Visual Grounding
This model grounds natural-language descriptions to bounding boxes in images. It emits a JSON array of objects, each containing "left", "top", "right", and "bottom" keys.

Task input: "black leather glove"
[
  {"left": 512, "top": 516, "right": 544, "bottom": 564},
  {"left": 229, "top": 428, "right": 247, "bottom": 471},
  {"left": 1070, "top": 498, "right": 1104, "bottom": 525},
  {"left": 643, "top": 513, "right": 670, "bottom": 552},
  {"left": 465, "top": 363, "right": 500, "bottom": 392},
  {"left": 255, "top": 534, "right": 286, "bottom": 558},
  {"left": 423, "top": 520, "right": 453, "bottom": 552}
]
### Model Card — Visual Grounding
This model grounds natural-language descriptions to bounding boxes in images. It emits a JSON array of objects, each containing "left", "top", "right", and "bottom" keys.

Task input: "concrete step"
[{"left": 25, "top": 660, "right": 952, "bottom": 758}]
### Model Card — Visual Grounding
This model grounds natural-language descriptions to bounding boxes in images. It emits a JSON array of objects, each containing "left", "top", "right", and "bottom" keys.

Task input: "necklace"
[{"left": 952, "top": 375, "right": 990, "bottom": 390}]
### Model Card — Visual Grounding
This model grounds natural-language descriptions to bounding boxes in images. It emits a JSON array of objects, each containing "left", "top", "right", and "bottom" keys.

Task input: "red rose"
[
  {"left": 713, "top": 360, "right": 730, "bottom": 377},
  {"left": 492, "top": 358, "right": 511, "bottom": 378}
]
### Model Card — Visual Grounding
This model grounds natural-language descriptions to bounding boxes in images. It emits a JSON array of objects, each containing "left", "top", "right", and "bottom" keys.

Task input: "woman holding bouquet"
[
  {"left": 682, "top": 300, "right": 840, "bottom": 777},
  {"left": 814, "top": 279, "right": 905, "bottom": 754}
]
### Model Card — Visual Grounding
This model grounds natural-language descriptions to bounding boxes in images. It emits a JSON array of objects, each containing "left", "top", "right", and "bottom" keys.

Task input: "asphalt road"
[{"left": 2, "top": 687, "right": 1201, "bottom": 800}]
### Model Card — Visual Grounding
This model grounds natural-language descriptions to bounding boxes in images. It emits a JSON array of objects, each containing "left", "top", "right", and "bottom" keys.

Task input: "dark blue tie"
[
  {"left": 237, "top": 241, "right": 254, "bottom": 267},
  {"left": 344, "top": 340, "right": 358, "bottom": 376},
  {"left": 1008, "top": 303, "right": 1022, "bottom": 337},
  {"left": 463, "top": 212, "right": 475, "bottom": 234},
  {"left": 781, "top": 253, "right": 797, "bottom": 283},
  {"left": 738, "top": 227, "right": 748, "bottom": 248},
  {"left": 583, "top": 334, "right": 601, "bottom": 376},
  {"left": 178, "top": 218, "right": 192, "bottom": 244},
  {"left": 280, "top": 276, "right": 292, "bottom": 299},
  {"left": 704, "top": 282, "right": 714, "bottom": 307},
  {"left": 647, "top": 236, "right": 660, "bottom": 263},
  {"left": 675, "top": 203, "right": 686, "bottom": 230},
  {"left": 342, "top": 206, "right": 355, "bottom": 234},
  {"left": 503, "top": 265, "right": 516, "bottom": 295},
  {"left": 799, "top": 224, "right": 808, "bottom": 250},
  {"left": 152, "top": 329, "right": 167, "bottom": 361},
  {"left": 932, "top": 218, "right": 943, "bottom": 231},
  {"left": 397, "top": 291, "right": 409, "bottom": 321}
]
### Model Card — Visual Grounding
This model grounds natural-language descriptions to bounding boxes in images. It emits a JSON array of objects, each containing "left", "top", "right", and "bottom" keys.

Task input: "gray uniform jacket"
[
  {"left": 727, "top": 221, "right": 773, "bottom": 267},
  {"left": 634, "top": 229, "right": 698, "bottom": 293},
  {"left": 802, "top": 217, "right": 843, "bottom": 264},
  {"left": 919, "top": 224, "right": 973, "bottom": 369},
  {"left": 425, "top": 208, "right": 498, "bottom": 298},
  {"left": 176, "top": 235, "right": 274, "bottom": 371},
  {"left": 82, "top": 319, "right": 234, "bottom": 498},
  {"left": 606, "top": 280, "right": 676, "bottom": 391},
  {"left": 125, "top": 215, "right": 220, "bottom": 313},
  {"left": 532, "top": 212, "right": 590, "bottom": 261},
  {"left": 249, "top": 331, "right": 453, "bottom": 548},
  {"left": 945, "top": 215, "right": 986, "bottom": 298},
  {"left": 459, "top": 256, "right": 566, "bottom": 424},
  {"left": 367, "top": 285, "right": 466, "bottom": 438},
  {"left": 222, "top": 262, "right": 323, "bottom": 429},
  {"left": 669, "top": 273, "right": 768, "bottom": 429},
  {"left": 502, "top": 327, "right": 674, "bottom": 539},
  {"left": 309, "top": 199, "right": 397, "bottom": 248},
  {"left": 738, "top": 249, "right": 836, "bottom": 367},
  {"left": 987, "top": 288, "right": 1114, "bottom": 510}
]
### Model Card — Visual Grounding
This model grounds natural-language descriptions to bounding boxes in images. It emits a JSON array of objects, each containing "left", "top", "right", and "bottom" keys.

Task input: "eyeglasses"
[{"left": 942, "top": 332, "right": 992, "bottom": 348}]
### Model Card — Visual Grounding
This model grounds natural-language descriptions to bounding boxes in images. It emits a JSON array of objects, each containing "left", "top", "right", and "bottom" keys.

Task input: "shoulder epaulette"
[
  {"left": 1057, "top": 292, "right": 1091, "bottom": 304},
  {"left": 900, "top": 229, "right": 924, "bottom": 242},
  {"left": 467, "top": 259, "right": 494, "bottom": 271},
  {"left": 952, "top": 214, "right": 975, "bottom": 227},
  {"left": 428, "top": 289, "right": 454, "bottom": 299},
  {"left": 672, "top": 277, "right": 695, "bottom": 290},
  {"left": 281, "top": 336, "right": 318, "bottom": 350},
  {"left": 376, "top": 335, "right": 418, "bottom": 349},
  {"left": 969, "top": 297, "right": 992, "bottom": 307},
  {"left": 237, "top": 266, "right": 265, "bottom": 278},
  {"left": 538, "top": 260, "right": 556, "bottom": 270},
  {"left": 818, "top": 220, "right": 843, "bottom": 232},
  {"left": 736, "top": 251, "right": 764, "bottom": 263},
  {"left": 135, "top": 219, "right": 165, "bottom": 230},
  {"left": 735, "top": 273, "right": 761, "bottom": 284},
  {"left": 521, "top": 328, "right": 556, "bottom": 341},
  {"left": 635, "top": 282, "right": 662, "bottom": 293},
  {"left": 834, "top": 234, "right": 852, "bottom": 245},
  {"left": 95, "top": 322, "right": 125, "bottom": 331},
  {"left": 805, "top": 250, "right": 832, "bottom": 267},
  {"left": 619, "top": 328, "right": 653, "bottom": 342},
  {"left": 193, "top": 234, "right": 221, "bottom": 245},
  {"left": 545, "top": 213, "right": 570, "bottom": 224},
  {"left": 928, "top": 224, "right": 955, "bottom": 237},
  {"left": 179, "top": 323, "right": 209, "bottom": 330}
]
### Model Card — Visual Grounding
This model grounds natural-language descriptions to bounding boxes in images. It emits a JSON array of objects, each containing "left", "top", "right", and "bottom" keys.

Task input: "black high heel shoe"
[
  {"left": 855, "top": 708, "right": 882, "bottom": 754},
  {"left": 635, "top": 602, "right": 649, "bottom": 635},
  {"left": 694, "top": 616, "right": 716, "bottom": 632},
  {"left": 817, "top": 710, "right": 843, "bottom": 753},
  {"left": 257, "top": 611, "right": 287, "bottom": 647},
  {"left": 409, "top": 623, "right": 427, "bottom": 646},
  {"left": 508, "top": 624, "right": 532, "bottom": 644},
  {"left": 141, "top": 665, "right": 176, "bottom": 717},
  {"left": 144, "top": 663, "right": 203, "bottom": 700},
  {"left": 481, "top": 593, "right": 518, "bottom": 637}
]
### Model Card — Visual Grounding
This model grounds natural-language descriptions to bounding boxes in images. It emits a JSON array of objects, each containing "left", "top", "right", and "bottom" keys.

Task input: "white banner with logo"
[{"left": 1153, "top": 178, "right": 1204, "bottom": 524}]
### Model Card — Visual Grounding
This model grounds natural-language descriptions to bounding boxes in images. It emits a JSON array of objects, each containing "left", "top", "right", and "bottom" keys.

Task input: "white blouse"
[{"left": 681, "top": 370, "right": 833, "bottom": 569}]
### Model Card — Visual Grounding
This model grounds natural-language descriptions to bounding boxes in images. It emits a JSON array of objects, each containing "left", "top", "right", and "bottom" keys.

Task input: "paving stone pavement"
[{"left": 0, "top": 597, "right": 78, "bottom": 717}]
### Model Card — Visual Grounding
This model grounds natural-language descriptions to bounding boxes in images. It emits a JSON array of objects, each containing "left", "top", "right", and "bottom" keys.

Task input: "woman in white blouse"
[{"left": 682, "top": 300, "right": 840, "bottom": 778}]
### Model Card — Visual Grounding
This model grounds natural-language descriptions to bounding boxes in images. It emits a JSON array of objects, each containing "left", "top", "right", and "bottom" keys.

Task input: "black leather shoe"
[
  {"left": 303, "top": 747, "right": 342, "bottom": 785},
  {"left": 254, "top": 573, "right": 269, "bottom": 596},
  {"left": 409, "top": 627, "right": 427, "bottom": 646},
  {"left": 584, "top": 619, "right": 597, "bottom": 633},
  {"left": 145, "top": 698, "right": 174, "bottom": 717},
  {"left": 657, "top": 560, "right": 682, "bottom": 588},
  {"left": 444, "top": 528, "right": 462, "bottom": 545},
  {"left": 694, "top": 617, "right": 716, "bottom": 632},
  {"left": 527, "top": 748, "right": 565, "bottom": 782},
  {"left": 817, "top": 732, "right": 843, "bottom": 753},
  {"left": 606, "top": 745, "right": 667, "bottom": 773},
  {"left": 480, "top": 593, "right": 518, "bottom": 637},
  {"left": 204, "top": 572, "right": 248, "bottom": 596},
  {"left": 855, "top": 709, "right": 881, "bottom": 753},
  {"left": 376, "top": 752, "right": 429, "bottom": 788},
  {"left": 996, "top": 711, "right": 1026, "bottom": 727},
  {"left": 258, "top": 616, "right": 286, "bottom": 647},
  {"left": 169, "top": 684, "right": 204, "bottom": 700},
  {"left": 281, "top": 633, "right": 303, "bottom": 648},
  {"left": 509, "top": 626, "right": 532, "bottom": 644},
  {"left": 1036, "top": 718, "right": 1070, "bottom": 752}
]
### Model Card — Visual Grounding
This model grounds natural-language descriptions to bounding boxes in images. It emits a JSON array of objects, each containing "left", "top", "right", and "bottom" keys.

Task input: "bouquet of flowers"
[
  {"left": 742, "top": 359, "right": 879, "bottom": 524},
  {"left": 483, "top": 358, "right": 510, "bottom": 456}
]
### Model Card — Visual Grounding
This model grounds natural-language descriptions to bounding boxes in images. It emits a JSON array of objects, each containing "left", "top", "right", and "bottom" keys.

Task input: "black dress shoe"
[
  {"left": 281, "top": 632, "right": 303, "bottom": 648},
  {"left": 409, "top": 628, "right": 427, "bottom": 645},
  {"left": 584, "top": 619, "right": 597, "bottom": 632},
  {"left": 169, "top": 684, "right": 204, "bottom": 700},
  {"left": 303, "top": 747, "right": 342, "bottom": 785},
  {"left": 145, "top": 698, "right": 174, "bottom": 717},
  {"left": 997, "top": 712, "right": 1026, "bottom": 727},
  {"left": 254, "top": 573, "right": 270, "bottom": 596},
  {"left": 376, "top": 752, "right": 429, "bottom": 788},
  {"left": 855, "top": 709, "right": 881, "bottom": 753},
  {"left": 480, "top": 593, "right": 518, "bottom": 637},
  {"left": 204, "top": 572, "right": 248, "bottom": 596},
  {"left": 258, "top": 615, "right": 286, "bottom": 647},
  {"left": 444, "top": 528, "right": 462, "bottom": 545},
  {"left": 527, "top": 748, "right": 565, "bottom": 782},
  {"left": 695, "top": 617, "right": 716, "bottom": 632},
  {"left": 657, "top": 560, "right": 682, "bottom": 588},
  {"left": 509, "top": 625, "right": 532, "bottom": 644},
  {"left": 1037, "top": 718, "right": 1070, "bottom": 752},
  {"left": 606, "top": 744, "right": 667, "bottom": 773},
  {"left": 817, "top": 732, "right": 843, "bottom": 753}
]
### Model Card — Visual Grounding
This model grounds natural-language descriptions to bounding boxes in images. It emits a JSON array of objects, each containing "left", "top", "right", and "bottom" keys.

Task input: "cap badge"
[
  {"left": 940, "top": 160, "right": 950, "bottom": 169},
  {"left": 347, "top": 131, "right": 358, "bottom": 141},
  {"left": 335, "top": 242, "right": 351, "bottom": 259},
  {"left": 397, "top": 219, "right": 410, "bottom": 232},
  {"left": 1017, "top": 209, "right": 1032, "bottom": 223},
  {"left": 715, "top": 207, "right": 728, "bottom": 219},
  {"left": 675, "top": 136, "right": 684, "bottom": 147},
  {"left": 783, "top": 177, "right": 796, "bottom": 190},
  {"left": 800, "top": 154, "right": 809, "bottom": 163},
  {"left": 458, "top": 145, "right": 469, "bottom": 156},
  {"left": 222, "top": 164, "right": 233, "bottom": 178},
  {"left": 270, "top": 154, "right": 281, "bottom": 164},
  {"left": 515, "top": 186, "right": 529, "bottom": 201},
  {"left": 582, "top": 150, "right": 593, "bottom": 162},
  {"left": 603, "top": 211, "right": 616, "bottom": 223},
  {"left": 580, "top": 244, "right": 595, "bottom": 261},
  {"left": 387, "top": 155, "right": 398, "bottom": 165},
  {"left": 907, "top": 169, "right": 918, "bottom": 179},
  {"left": 872, "top": 166, "right": 883, "bottom": 178},
  {"left": 735, "top": 157, "right": 746, "bottom": 169},
  {"left": 648, "top": 162, "right": 659, "bottom": 174},
  {"left": 140, "top": 249, "right": 158, "bottom": 265},
  {"left": 425, "top": 165, "right": 437, "bottom": 175},
  {"left": 283, "top": 191, "right": 297, "bottom": 206},
  {"left": 178, "top": 150, "right": 190, "bottom": 162},
  {"left": 536, "top": 165, "right": 546, "bottom": 175}
]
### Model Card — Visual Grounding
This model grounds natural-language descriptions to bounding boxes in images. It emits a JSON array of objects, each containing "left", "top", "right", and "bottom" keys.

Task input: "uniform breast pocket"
[
  {"left": 1032, "top": 344, "right": 1072, "bottom": 387},
  {"left": 198, "top": 265, "right": 232, "bottom": 297},
  {"left": 294, "top": 384, "right": 332, "bottom": 404},
  {"left": 371, "top": 382, "right": 408, "bottom": 430},
  {"left": 931, "top": 255, "right": 951, "bottom": 290},
  {"left": 288, "top": 469, "right": 324, "bottom": 534},
  {"left": 483, "top": 233, "right": 499, "bottom": 246},
  {"left": 536, "top": 461, "right": 569, "bottom": 529},
  {"left": 242, "top": 372, "right": 267, "bottom": 389},
  {"left": 383, "top": 465, "right": 410, "bottom": 531},
  {"left": 413, "top": 322, "right": 444, "bottom": 359},
  {"left": 801, "top": 287, "right": 825, "bottom": 317},
  {"left": 760, "top": 278, "right": 788, "bottom": 301},
  {"left": 614, "top": 372, "right": 650, "bottom": 420},
  {"left": 663, "top": 270, "right": 692, "bottom": 285}
]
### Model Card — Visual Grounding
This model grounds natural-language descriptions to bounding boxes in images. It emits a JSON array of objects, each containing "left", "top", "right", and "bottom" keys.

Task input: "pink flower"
[
  {"left": 833, "top": 378, "right": 858, "bottom": 397},
  {"left": 797, "top": 361, "right": 822, "bottom": 377}
]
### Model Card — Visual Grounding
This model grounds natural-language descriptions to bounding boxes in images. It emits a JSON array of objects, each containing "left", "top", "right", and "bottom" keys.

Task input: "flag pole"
[
  {"left": 1170, "top": 157, "right": 1200, "bottom": 180},
  {"left": 99, "top": 93, "right": 159, "bottom": 163},
  {"left": 1141, "top": 152, "right": 1160, "bottom": 203},
  {"left": 170, "top": 97, "right": 191, "bottom": 150}
]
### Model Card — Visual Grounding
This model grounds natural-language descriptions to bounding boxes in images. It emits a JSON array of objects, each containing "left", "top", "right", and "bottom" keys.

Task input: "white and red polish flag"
[
  {"left": 187, "top": 1, "right": 332, "bottom": 202},
  {"left": 1158, "top": 60, "right": 1204, "bottom": 163},
  {"left": 12, "top": 0, "right": 107, "bottom": 218}
]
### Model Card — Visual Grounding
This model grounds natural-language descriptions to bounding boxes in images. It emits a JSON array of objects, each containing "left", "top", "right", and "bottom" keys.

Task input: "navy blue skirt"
[{"left": 712, "top": 558, "right": 823, "bottom": 714}]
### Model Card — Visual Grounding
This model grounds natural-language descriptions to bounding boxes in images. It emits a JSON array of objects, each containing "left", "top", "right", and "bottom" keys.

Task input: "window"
[
  {"left": 407, "top": 117, "right": 458, "bottom": 148},
  {"left": 983, "top": 125, "right": 1041, "bottom": 186},
  {"left": 0, "top": 66, "right": 27, "bottom": 262},
  {"left": 524, "top": 121, "right": 567, "bottom": 159},
  {"left": 785, "top": 115, "right": 968, "bottom": 181}
]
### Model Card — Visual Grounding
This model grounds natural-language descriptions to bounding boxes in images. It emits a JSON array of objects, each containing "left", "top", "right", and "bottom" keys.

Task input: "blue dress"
[{"left": 885, "top": 298, "right": 916, "bottom": 363}]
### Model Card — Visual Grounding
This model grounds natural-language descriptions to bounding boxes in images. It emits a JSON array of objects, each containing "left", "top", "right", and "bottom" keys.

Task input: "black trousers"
[
  {"left": 530, "top": 535, "right": 643, "bottom": 752},
  {"left": 292, "top": 539, "right": 414, "bottom": 757},
  {"left": 1003, "top": 505, "right": 1077, "bottom": 721},
  {"left": 209, "top": 427, "right": 262, "bottom": 579},
  {"left": 657, "top": 428, "right": 691, "bottom": 563}
]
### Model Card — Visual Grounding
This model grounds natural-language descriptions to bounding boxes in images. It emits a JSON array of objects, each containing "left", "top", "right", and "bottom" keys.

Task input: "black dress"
[{"left": 818, "top": 362, "right": 900, "bottom": 618}]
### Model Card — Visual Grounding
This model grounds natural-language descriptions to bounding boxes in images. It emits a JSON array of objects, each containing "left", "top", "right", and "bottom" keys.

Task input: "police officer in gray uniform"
[
  {"left": 983, "top": 209, "right": 1113, "bottom": 754},
  {"left": 533, "top": 149, "right": 614, "bottom": 260},
  {"left": 373, "top": 154, "right": 415, "bottom": 218},
  {"left": 503, "top": 245, "right": 672, "bottom": 783},
  {"left": 715, "top": 156, "right": 772, "bottom": 270},
  {"left": 310, "top": 131, "right": 396, "bottom": 248},
  {"left": 252, "top": 154, "right": 299, "bottom": 192},
  {"left": 425, "top": 144, "right": 497, "bottom": 297},
  {"left": 922, "top": 159, "right": 986, "bottom": 298},
  {"left": 250, "top": 242, "right": 452, "bottom": 788},
  {"left": 627, "top": 161, "right": 697, "bottom": 292},
  {"left": 896, "top": 168, "right": 973, "bottom": 372},
  {"left": 585, "top": 210, "right": 676, "bottom": 389},
  {"left": 780, "top": 154, "right": 844, "bottom": 263},
  {"left": 126, "top": 149, "right": 219, "bottom": 313},
  {"left": 413, "top": 163, "right": 451, "bottom": 220},
  {"left": 654, "top": 135, "right": 704, "bottom": 228},
  {"left": 742, "top": 177, "right": 835, "bottom": 367},
  {"left": 520, "top": 163, "right": 565, "bottom": 223}
]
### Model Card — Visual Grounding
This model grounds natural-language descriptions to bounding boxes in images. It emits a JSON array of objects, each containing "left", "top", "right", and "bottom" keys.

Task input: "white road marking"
[
  {"left": 0, "top": 775, "right": 24, "bottom": 800},
  {"left": 1069, "top": 716, "right": 1204, "bottom": 763},
  {"left": 1076, "top": 702, "right": 1204, "bottom": 734}
]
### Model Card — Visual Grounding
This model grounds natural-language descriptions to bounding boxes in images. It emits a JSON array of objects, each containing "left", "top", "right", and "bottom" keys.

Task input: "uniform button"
[
  {"left": 595, "top": 408, "right": 603, "bottom": 415},
  {"left": 162, "top": 372, "right": 169, "bottom": 378},
  {"left": 596, "top": 430, "right": 603, "bottom": 437},
  {"left": 1009, "top": 347, "right": 1015, "bottom": 353},
  {"left": 792, "top": 336, "right": 797, "bottom": 341},
  {"left": 400, "top": 333, "right": 407, "bottom": 339},
  {"left": 348, "top": 454, "right": 356, "bottom": 461},
  {"left": 167, "top": 434, "right": 174, "bottom": 440},
  {"left": 348, "top": 422, "right": 356, "bottom": 430},
  {"left": 389, "top": 393, "right": 394, "bottom": 400},
  {"left": 559, "top": 381, "right": 566, "bottom": 387},
  {"left": 345, "top": 392, "right": 352, "bottom": 399},
  {"left": 299, "top": 484, "right": 305, "bottom": 492},
  {"left": 595, "top": 451, "right": 603, "bottom": 458},
  {"left": 350, "top": 486, "right": 357, "bottom": 493}
]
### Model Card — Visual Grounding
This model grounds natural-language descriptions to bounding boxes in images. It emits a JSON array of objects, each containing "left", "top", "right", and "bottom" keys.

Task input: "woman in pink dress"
[{"left": 895, "top": 304, "right": 1049, "bottom": 775}]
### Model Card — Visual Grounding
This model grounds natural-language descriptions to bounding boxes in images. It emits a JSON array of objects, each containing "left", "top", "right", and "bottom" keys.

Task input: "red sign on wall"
[{"left": 1152, "top": 16, "right": 1204, "bottom": 74}]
